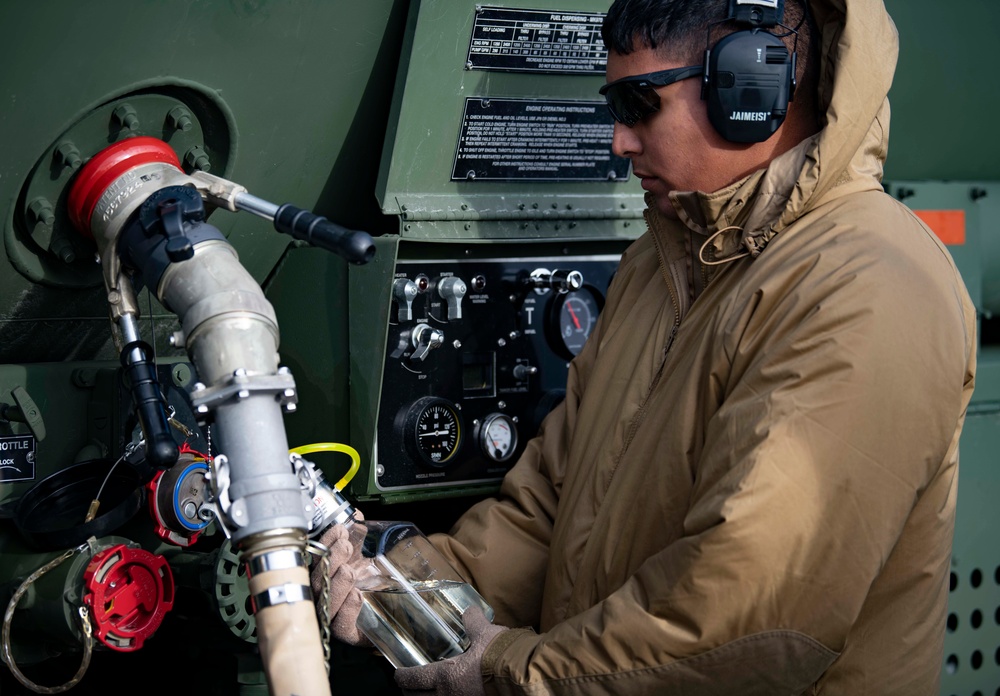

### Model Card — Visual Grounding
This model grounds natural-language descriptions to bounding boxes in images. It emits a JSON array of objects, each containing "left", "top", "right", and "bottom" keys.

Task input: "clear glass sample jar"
[{"left": 353, "top": 520, "right": 495, "bottom": 669}]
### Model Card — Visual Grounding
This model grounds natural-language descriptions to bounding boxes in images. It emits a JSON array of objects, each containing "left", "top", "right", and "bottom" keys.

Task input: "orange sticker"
[{"left": 915, "top": 210, "right": 966, "bottom": 246}]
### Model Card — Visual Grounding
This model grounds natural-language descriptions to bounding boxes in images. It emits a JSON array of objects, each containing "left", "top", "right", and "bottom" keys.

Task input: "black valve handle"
[
  {"left": 273, "top": 204, "right": 376, "bottom": 265},
  {"left": 120, "top": 340, "right": 178, "bottom": 477}
]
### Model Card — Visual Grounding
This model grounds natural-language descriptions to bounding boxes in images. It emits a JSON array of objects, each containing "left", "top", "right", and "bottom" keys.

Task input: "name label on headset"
[
  {"left": 730, "top": 111, "right": 769, "bottom": 121},
  {"left": 736, "top": 0, "right": 779, "bottom": 7}
]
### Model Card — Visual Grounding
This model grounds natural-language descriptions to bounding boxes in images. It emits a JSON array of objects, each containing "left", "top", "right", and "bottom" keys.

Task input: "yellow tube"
[{"left": 289, "top": 442, "right": 361, "bottom": 491}]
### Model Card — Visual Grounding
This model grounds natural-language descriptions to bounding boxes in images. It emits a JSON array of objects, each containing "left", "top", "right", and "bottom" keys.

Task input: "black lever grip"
[
  {"left": 121, "top": 340, "right": 178, "bottom": 477},
  {"left": 273, "top": 204, "right": 376, "bottom": 265}
]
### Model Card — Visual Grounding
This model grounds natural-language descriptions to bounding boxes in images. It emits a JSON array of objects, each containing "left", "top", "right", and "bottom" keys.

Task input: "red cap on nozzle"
[{"left": 67, "top": 137, "right": 183, "bottom": 238}]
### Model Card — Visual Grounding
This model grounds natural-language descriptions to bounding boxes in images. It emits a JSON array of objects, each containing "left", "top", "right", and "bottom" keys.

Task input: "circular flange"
[{"left": 7, "top": 87, "right": 233, "bottom": 288}]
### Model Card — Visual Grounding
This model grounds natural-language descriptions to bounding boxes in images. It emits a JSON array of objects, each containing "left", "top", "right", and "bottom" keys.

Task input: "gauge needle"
[
  {"left": 419, "top": 430, "right": 450, "bottom": 437},
  {"left": 566, "top": 303, "right": 582, "bottom": 330}
]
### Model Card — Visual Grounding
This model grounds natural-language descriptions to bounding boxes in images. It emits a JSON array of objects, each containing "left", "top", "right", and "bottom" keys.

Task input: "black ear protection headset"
[
  {"left": 701, "top": 0, "right": 798, "bottom": 143},
  {"left": 600, "top": 0, "right": 803, "bottom": 142}
]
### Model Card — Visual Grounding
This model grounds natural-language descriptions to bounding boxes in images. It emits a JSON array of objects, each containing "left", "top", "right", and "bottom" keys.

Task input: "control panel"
[{"left": 369, "top": 248, "right": 624, "bottom": 497}]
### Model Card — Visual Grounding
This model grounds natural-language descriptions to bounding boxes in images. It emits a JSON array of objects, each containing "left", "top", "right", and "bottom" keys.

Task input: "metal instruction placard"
[
  {"left": 452, "top": 98, "right": 630, "bottom": 182},
  {"left": 0, "top": 435, "right": 36, "bottom": 483},
  {"left": 466, "top": 6, "right": 607, "bottom": 74}
]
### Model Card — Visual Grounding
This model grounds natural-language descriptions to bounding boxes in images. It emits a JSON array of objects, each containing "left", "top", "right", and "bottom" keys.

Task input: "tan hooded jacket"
[{"left": 431, "top": 0, "right": 978, "bottom": 693}]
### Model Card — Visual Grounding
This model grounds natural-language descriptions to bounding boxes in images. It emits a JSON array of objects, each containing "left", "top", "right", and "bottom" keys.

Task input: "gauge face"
[
  {"left": 479, "top": 413, "right": 518, "bottom": 463},
  {"left": 548, "top": 289, "right": 602, "bottom": 359},
  {"left": 411, "top": 399, "right": 462, "bottom": 466}
]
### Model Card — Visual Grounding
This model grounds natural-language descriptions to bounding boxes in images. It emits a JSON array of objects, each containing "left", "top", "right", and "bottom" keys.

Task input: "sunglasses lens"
[{"left": 604, "top": 82, "right": 660, "bottom": 126}]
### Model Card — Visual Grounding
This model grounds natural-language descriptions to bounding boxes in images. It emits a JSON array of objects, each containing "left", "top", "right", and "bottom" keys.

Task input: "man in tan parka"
[{"left": 322, "top": 0, "right": 978, "bottom": 693}]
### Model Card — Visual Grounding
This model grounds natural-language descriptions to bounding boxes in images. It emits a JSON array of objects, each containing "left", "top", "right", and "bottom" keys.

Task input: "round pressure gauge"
[
  {"left": 402, "top": 397, "right": 463, "bottom": 467},
  {"left": 478, "top": 413, "right": 518, "bottom": 463},
  {"left": 546, "top": 288, "right": 603, "bottom": 360}
]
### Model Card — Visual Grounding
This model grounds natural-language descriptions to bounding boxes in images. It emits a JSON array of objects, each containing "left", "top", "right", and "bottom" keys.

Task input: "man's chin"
[{"left": 652, "top": 194, "right": 679, "bottom": 220}]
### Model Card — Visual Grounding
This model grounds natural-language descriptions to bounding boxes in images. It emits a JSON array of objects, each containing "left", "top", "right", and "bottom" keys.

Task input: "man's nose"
[{"left": 611, "top": 121, "right": 641, "bottom": 158}]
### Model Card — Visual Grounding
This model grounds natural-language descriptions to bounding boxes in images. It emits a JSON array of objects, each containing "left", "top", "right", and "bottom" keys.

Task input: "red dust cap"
[
  {"left": 67, "top": 137, "right": 182, "bottom": 238},
  {"left": 82, "top": 544, "right": 175, "bottom": 652}
]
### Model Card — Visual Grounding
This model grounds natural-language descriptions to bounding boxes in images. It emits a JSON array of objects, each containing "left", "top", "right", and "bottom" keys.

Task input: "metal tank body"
[{"left": 0, "top": 1, "right": 997, "bottom": 695}]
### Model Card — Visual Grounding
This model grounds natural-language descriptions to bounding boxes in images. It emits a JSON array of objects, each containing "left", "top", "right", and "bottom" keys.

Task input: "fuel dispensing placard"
[
  {"left": 452, "top": 98, "right": 630, "bottom": 181},
  {"left": 466, "top": 7, "right": 608, "bottom": 74}
]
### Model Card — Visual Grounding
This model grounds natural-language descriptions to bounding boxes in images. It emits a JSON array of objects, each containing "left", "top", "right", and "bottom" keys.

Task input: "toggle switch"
[
  {"left": 393, "top": 278, "right": 419, "bottom": 322},
  {"left": 513, "top": 364, "right": 538, "bottom": 381},
  {"left": 526, "top": 268, "right": 584, "bottom": 295},
  {"left": 437, "top": 277, "right": 467, "bottom": 320},
  {"left": 410, "top": 323, "right": 445, "bottom": 361}
]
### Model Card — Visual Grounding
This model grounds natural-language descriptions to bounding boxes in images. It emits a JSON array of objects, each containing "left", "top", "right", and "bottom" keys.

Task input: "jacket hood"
[{"left": 664, "top": 0, "right": 899, "bottom": 258}]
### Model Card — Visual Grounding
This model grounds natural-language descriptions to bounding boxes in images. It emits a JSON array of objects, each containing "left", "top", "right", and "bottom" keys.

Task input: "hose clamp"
[
  {"left": 247, "top": 549, "right": 304, "bottom": 577},
  {"left": 252, "top": 583, "right": 312, "bottom": 611}
]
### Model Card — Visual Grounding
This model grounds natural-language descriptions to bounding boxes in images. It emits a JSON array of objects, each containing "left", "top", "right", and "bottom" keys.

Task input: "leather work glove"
[
  {"left": 310, "top": 520, "right": 371, "bottom": 646},
  {"left": 394, "top": 606, "right": 508, "bottom": 696}
]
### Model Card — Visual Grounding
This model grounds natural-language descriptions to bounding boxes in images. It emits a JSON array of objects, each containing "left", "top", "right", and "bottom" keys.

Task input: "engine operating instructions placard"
[
  {"left": 452, "top": 98, "right": 630, "bottom": 182},
  {"left": 466, "top": 7, "right": 607, "bottom": 74}
]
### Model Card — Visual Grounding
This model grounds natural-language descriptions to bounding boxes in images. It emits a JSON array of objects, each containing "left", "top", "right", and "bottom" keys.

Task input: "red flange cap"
[
  {"left": 67, "top": 137, "right": 182, "bottom": 238},
  {"left": 82, "top": 544, "right": 175, "bottom": 652}
]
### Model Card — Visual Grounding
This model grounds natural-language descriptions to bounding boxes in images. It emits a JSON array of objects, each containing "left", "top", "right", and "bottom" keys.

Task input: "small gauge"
[
  {"left": 478, "top": 413, "right": 518, "bottom": 463},
  {"left": 402, "top": 397, "right": 463, "bottom": 467},
  {"left": 545, "top": 287, "right": 603, "bottom": 360}
]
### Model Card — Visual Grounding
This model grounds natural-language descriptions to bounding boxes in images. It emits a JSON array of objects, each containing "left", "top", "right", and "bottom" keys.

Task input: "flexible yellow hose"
[{"left": 289, "top": 442, "right": 360, "bottom": 491}]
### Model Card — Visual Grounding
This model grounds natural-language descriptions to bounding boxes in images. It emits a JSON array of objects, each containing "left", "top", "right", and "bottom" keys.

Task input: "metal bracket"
[{"left": 189, "top": 368, "right": 299, "bottom": 419}]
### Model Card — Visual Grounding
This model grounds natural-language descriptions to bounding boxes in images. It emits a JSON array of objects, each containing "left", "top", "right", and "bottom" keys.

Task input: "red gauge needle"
[{"left": 566, "top": 303, "right": 582, "bottom": 330}]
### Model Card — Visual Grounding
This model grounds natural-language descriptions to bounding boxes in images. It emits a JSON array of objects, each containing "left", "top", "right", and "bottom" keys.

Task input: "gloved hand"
[
  {"left": 394, "top": 606, "right": 507, "bottom": 696},
  {"left": 310, "top": 521, "right": 371, "bottom": 646}
]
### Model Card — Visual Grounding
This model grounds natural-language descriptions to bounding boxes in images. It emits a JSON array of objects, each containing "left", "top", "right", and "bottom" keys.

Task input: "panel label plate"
[
  {"left": 0, "top": 435, "right": 36, "bottom": 483},
  {"left": 452, "top": 98, "right": 630, "bottom": 182},
  {"left": 466, "top": 6, "right": 607, "bottom": 74}
]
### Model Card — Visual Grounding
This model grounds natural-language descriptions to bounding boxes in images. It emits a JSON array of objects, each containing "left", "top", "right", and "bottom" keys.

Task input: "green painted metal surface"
[
  {"left": 883, "top": 0, "right": 1000, "bottom": 181},
  {"left": 376, "top": 0, "right": 648, "bottom": 231},
  {"left": 0, "top": 0, "right": 406, "bottom": 364}
]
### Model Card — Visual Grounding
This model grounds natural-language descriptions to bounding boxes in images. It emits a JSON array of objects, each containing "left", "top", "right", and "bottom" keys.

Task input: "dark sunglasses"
[{"left": 599, "top": 65, "right": 702, "bottom": 126}]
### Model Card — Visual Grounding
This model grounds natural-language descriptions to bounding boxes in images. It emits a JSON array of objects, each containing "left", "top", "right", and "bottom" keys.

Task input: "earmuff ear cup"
[{"left": 703, "top": 30, "right": 794, "bottom": 143}]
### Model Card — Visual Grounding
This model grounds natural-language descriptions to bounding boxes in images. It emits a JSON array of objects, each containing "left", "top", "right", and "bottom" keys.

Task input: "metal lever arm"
[
  {"left": 119, "top": 314, "right": 178, "bottom": 476},
  {"left": 272, "top": 205, "right": 376, "bottom": 265}
]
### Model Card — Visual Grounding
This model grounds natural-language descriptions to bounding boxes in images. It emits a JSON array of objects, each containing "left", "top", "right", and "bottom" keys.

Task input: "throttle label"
[{"left": 0, "top": 435, "right": 36, "bottom": 483}]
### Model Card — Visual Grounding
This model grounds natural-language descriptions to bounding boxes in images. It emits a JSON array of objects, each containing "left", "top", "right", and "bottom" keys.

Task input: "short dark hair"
[{"left": 602, "top": 0, "right": 820, "bottom": 124}]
